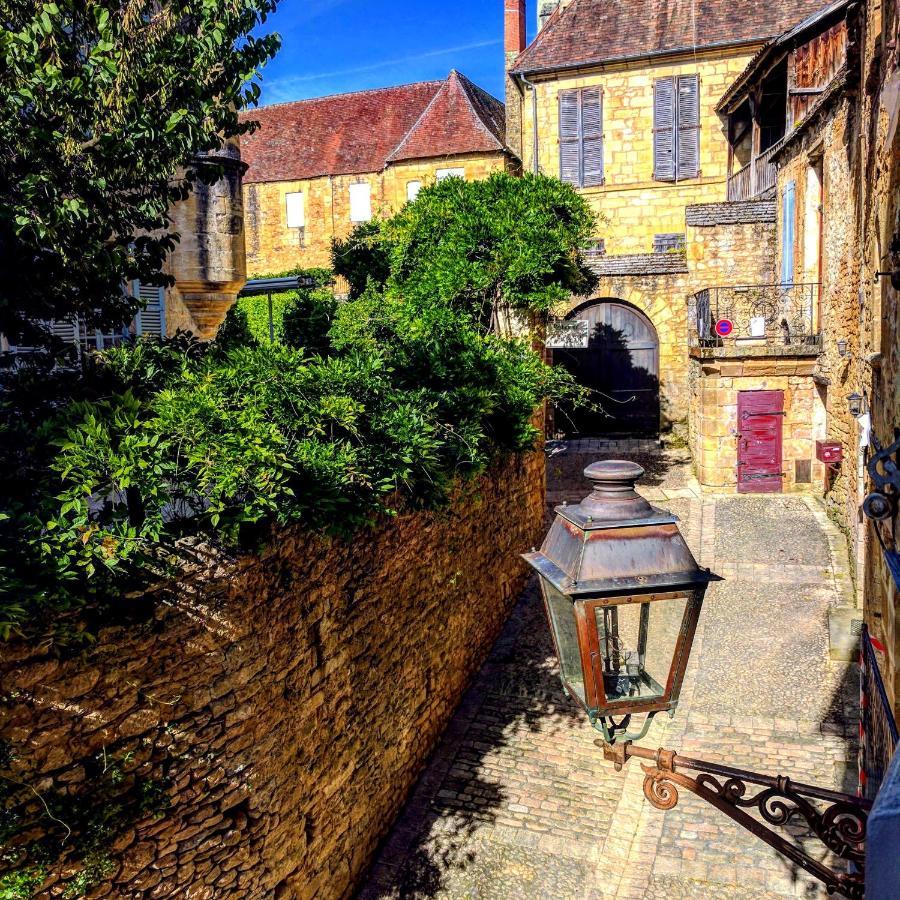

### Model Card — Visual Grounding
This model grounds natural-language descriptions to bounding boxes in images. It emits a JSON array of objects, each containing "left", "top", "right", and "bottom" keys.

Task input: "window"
[
  {"left": 436, "top": 168, "right": 465, "bottom": 181},
  {"left": 781, "top": 181, "right": 796, "bottom": 285},
  {"left": 653, "top": 75, "right": 700, "bottom": 181},
  {"left": 285, "top": 191, "right": 305, "bottom": 228},
  {"left": 407, "top": 180, "right": 422, "bottom": 201},
  {"left": 653, "top": 233, "right": 686, "bottom": 253},
  {"left": 559, "top": 87, "right": 604, "bottom": 187},
  {"left": 349, "top": 183, "right": 371, "bottom": 222}
]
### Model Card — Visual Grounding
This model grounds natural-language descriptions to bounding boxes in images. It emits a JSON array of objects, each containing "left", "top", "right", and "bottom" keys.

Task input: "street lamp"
[
  {"left": 526, "top": 459, "right": 871, "bottom": 899},
  {"left": 524, "top": 459, "right": 718, "bottom": 743}
]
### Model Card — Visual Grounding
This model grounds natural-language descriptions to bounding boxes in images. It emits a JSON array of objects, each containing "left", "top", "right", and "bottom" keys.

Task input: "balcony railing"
[
  {"left": 726, "top": 138, "right": 784, "bottom": 201},
  {"left": 690, "top": 282, "right": 822, "bottom": 356}
]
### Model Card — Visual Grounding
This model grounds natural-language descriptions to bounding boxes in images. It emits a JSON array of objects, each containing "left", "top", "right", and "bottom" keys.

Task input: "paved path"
[{"left": 359, "top": 445, "right": 859, "bottom": 899}]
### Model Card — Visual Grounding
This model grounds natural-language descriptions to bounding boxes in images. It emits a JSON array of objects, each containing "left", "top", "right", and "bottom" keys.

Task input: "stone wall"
[
  {"left": 856, "top": 0, "right": 900, "bottom": 712},
  {"left": 0, "top": 452, "right": 545, "bottom": 898},
  {"left": 242, "top": 152, "right": 509, "bottom": 276},
  {"left": 688, "top": 353, "right": 822, "bottom": 490}
]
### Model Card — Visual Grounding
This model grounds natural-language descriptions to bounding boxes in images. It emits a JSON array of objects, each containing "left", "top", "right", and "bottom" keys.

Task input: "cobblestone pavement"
[{"left": 359, "top": 446, "right": 859, "bottom": 900}]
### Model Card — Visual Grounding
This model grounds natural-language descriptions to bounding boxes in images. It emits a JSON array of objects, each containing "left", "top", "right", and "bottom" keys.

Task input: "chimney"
[{"left": 504, "top": 0, "right": 526, "bottom": 63}]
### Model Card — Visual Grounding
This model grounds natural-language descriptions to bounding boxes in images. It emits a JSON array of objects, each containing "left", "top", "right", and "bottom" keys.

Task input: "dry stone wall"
[{"left": 0, "top": 452, "right": 545, "bottom": 899}]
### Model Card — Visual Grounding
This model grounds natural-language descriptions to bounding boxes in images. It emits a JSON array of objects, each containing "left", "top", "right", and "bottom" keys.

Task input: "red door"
[{"left": 737, "top": 390, "right": 784, "bottom": 493}]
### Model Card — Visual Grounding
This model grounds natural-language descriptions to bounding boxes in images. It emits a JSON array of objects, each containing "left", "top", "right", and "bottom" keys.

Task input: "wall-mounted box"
[{"left": 816, "top": 440, "right": 843, "bottom": 464}]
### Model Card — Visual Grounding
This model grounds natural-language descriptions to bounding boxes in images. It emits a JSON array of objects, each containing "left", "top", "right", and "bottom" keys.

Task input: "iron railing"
[
  {"left": 726, "top": 138, "right": 784, "bottom": 201},
  {"left": 690, "top": 282, "right": 822, "bottom": 353},
  {"left": 860, "top": 623, "right": 899, "bottom": 801}
]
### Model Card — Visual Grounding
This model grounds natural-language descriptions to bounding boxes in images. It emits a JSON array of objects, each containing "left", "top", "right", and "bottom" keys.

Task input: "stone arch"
[{"left": 554, "top": 298, "right": 661, "bottom": 436}]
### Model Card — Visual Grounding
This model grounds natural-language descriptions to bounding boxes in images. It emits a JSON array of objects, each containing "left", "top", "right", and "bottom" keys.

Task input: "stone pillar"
[
  {"left": 504, "top": 0, "right": 526, "bottom": 162},
  {"left": 166, "top": 139, "right": 247, "bottom": 340}
]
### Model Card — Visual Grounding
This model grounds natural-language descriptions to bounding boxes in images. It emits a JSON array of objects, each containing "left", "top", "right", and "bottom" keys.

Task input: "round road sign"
[{"left": 715, "top": 319, "right": 734, "bottom": 337}]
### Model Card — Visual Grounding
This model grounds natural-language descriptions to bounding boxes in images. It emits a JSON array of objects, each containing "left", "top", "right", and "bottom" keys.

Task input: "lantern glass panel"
[
  {"left": 543, "top": 583, "right": 586, "bottom": 705},
  {"left": 593, "top": 596, "right": 688, "bottom": 704}
]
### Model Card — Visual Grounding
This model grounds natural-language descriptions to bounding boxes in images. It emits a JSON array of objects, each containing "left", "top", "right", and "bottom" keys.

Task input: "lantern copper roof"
[{"left": 525, "top": 460, "right": 718, "bottom": 597}]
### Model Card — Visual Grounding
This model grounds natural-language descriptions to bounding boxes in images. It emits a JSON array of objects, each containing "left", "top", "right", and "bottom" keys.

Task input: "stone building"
[
  {"left": 238, "top": 71, "right": 514, "bottom": 276},
  {"left": 688, "top": 0, "right": 856, "bottom": 494},
  {"left": 505, "top": 0, "right": 828, "bottom": 433}
]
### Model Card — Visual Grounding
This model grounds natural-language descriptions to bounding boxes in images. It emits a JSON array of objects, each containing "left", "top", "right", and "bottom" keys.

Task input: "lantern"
[{"left": 524, "top": 460, "right": 720, "bottom": 743}]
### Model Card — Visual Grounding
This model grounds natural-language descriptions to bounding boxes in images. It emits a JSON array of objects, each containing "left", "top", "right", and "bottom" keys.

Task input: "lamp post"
[{"left": 524, "top": 460, "right": 871, "bottom": 899}]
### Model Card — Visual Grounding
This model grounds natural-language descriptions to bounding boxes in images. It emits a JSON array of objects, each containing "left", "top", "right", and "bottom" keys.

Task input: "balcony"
[
  {"left": 726, "top": 139, "right": 783, "bottom": 202},
  {"left": 690, "top": 282, "right": 822, "bottom": 358}
]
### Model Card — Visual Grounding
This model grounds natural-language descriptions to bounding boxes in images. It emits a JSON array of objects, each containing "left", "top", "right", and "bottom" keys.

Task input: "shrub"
[{"left": 0, "top": 296, "right": 578, "bottom": 642}]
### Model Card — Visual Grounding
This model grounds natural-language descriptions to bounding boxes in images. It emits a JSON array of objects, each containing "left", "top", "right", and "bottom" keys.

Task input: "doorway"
[
  {"left": 737, "top": 390, "right": 784, "bottom": 493},
  {"left": 553, "top": 301, "right": 660, "bottom": 436}
]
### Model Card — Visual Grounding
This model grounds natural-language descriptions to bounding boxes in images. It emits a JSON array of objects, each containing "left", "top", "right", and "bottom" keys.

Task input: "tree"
[
  {"left": 0, "top": 0, "right": 280, "bottom": 345},
  {"left": 379, "top": 172, "right": 601, "bottom": 333}
]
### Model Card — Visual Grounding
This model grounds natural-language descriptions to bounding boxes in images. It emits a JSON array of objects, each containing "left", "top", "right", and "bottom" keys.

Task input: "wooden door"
[
  {"left": 554, "top": 301, "right": 660, "bottom": 436},
  {"left": 737, "top": 390, "right": 784, "bottom": 493}
]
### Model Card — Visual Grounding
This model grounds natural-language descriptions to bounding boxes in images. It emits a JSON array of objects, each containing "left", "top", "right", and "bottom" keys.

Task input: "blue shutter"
[
  {"left": 781, "top": 181, "right": 796, "bottom": 285},
  {"left": 653, "top": 78, "right": 676, "bottom": 181}
]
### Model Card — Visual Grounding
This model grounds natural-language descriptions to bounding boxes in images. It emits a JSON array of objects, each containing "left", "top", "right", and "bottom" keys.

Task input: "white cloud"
[{"left": 262, "top": 38, "right": 501, "bottom": 104}]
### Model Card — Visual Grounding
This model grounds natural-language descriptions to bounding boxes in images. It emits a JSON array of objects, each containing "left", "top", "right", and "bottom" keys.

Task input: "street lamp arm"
[{"left": 601, "top": 740, "right": 871, "bottom": 899}]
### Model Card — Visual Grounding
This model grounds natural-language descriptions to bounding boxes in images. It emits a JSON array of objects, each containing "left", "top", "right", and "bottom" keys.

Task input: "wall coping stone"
[
  {"left": 685, "top": 201, "right": 777, "bottom": 227},
  {"left": 586, "top": 252, "right": 689, "bottom": 276}
]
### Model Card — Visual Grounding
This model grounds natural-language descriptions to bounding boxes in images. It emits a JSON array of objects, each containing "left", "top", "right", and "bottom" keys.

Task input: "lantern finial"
[{"left": 579, "top": 459, "right": 654, "bottom": 524}]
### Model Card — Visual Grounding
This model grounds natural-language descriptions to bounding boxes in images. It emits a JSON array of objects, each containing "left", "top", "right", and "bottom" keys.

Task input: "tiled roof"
[
  {"left": 510, "top": 0, "right": 834, "bottom": 75},
  {"left": 389, "top": 71, "right": 505, "bottom": 163},
  {"left": 240, "top": 72, "right": 506, "bottom": 184}
]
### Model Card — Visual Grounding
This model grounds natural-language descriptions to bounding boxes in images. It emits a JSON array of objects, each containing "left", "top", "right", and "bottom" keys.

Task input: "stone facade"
[
  {"left": 0, "top": 452, "right": 545, "bottom": 898},
  {"left": 688, "top": 354, "right": 823, "bottom": 490},
  {"left": 244, "top": 152, "right": 511, "bottom": 275},
  {"left": 854, "top": 0, "right": 900, "bottom": 713},
  {"left": 517, "top": 49, "right": 758, "bottom": 256}
]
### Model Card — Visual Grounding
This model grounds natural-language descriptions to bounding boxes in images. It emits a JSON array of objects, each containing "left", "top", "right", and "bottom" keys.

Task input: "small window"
[
  {"left": 407, "top": 180, "right": 422, "bottom": 201},
  {"left": 586, "top": 238, "right": 606, "bottom": 255},
  {"left": 436, "top": 168, "right": 465, "bottom": 181},
  {"left": 285, "top": 192, "right": 305, "bottom": 228},
  {"left": 653, "top": 233, "right": 686, "bottom": 253},
  {"left": 349, "top": 183, "right": 371, "bottom": 222}
]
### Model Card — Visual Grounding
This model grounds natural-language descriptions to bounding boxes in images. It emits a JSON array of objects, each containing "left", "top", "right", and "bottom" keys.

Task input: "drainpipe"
[{"left": 518, "top": 74, "right": 540, "bottom": 174}]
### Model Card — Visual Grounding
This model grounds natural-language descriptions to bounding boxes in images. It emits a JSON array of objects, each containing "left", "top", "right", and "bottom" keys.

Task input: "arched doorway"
[{"left": 553, "top": 300, "right": 660, "bottom": 436}]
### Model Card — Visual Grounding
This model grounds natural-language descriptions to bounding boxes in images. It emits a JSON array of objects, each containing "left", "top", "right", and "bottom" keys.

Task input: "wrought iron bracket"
[
  {"left": 589, "top": 710, "right": 659, "bottom": 744},
  {"left": 600, "top": 740, "right": 871, "bottom": 899}
]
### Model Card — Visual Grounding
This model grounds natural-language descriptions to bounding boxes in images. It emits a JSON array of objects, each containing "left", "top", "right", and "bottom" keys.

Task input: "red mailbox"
[{"left": 816, "top": 440, "right": 843, "bottom": 464}]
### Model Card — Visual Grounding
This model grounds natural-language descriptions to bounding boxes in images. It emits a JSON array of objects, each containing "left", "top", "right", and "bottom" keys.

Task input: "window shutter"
[
  {"left": 285, "top": 192, "right": 305, "bottom": 228},
  {"left": 559, "top": 90, "right": 580, "bottom": 185},
  {"left": 135, "top": 282, "right": 166, "bottom": 338},
  {"left": 349, "top": 183, "right": 371, "bottom": 222},
  {"left": 780, "top": 181, "right": 796, "bottom": 285},
  {"left": 653, "top": 77, "right": 676, "bottom": 182},
  {"left": 676, "top": 75, "right": 700, "bottom": 180},
  {"left": 581, "top": 87, "right": 604, "bottom": 186}
]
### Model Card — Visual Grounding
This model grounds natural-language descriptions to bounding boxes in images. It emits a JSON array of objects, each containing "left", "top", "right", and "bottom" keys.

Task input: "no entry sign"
[{"left": 715, "top": 319, "right": 734, "bottom": 337}]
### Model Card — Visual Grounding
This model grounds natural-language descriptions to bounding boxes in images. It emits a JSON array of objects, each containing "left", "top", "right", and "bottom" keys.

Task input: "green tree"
[
  {"left": 0, "top": 0, "right": 280, "bottom": 345},
  {"left": 380, "top": 172, "right": 601, "bottom": 332}
]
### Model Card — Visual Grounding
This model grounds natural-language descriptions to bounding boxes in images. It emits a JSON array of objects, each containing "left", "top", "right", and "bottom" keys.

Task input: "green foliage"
[
  {"left": 0, "top": 0, "right": 280, "bottom": 345},
  {"left": 332, "top": 221, "right": 391, "bottom": 299},
  {"left": 334, "top": 173, "right": 601, "bottom": 328},
  {"left": 0, "top": 299, "right": 579, "bottom": 640}
]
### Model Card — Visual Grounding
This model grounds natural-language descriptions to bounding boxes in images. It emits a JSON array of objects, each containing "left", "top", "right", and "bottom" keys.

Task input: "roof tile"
[
  {"left": 240, "top": 72, "right": 506, "bottom": 184},
  {"left": 511, "top": 0, "right": 834, "bottom": 74}
]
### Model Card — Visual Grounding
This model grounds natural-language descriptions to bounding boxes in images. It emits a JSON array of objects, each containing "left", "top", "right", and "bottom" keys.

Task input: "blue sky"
[{"left": 255, "top": 0, "right": 536, "bottom": 105}]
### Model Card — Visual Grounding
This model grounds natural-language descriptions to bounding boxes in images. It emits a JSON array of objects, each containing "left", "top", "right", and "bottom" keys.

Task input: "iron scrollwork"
[{"left": 602, "top": 741, "right": 870, "bottom": 899}]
